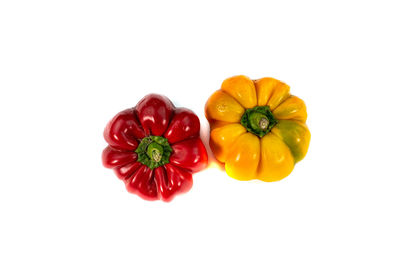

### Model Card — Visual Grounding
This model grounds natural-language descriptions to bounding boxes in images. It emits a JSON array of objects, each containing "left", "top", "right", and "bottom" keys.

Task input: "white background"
[{"left": 1, "top": 1, "right": 399, "bottom": 265}]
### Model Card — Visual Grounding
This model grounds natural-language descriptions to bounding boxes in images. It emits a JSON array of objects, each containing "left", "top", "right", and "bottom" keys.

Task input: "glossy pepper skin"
[
  {"left": 205, "top": 75, "right": 310, "bottom": 182},
  {"left": 102, "top": 94, "right": 208, "bottom": 201}
]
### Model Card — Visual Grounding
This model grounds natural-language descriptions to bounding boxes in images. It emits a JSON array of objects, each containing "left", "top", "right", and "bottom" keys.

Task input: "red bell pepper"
[{"left": 102, "top": 94, "right": 208, "bottom": 201}]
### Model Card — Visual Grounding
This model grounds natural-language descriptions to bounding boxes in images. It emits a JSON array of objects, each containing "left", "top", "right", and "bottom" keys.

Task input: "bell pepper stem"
[
  {"left": 248, "top": 112, "right": 269, "bottom": 132},
  {"left": 240, "top": 106, "right": 277, "bottom": 137},
  {"left": 152, "top": 150, "right": 161, "bottom": 162},
  {"left": 135, "top": 135, "right": 172, "bottom": 169},
  {"left": 147, "top": 142, "right": 164, "bottom": 162},
  {"left": 259, "top": 117, "right": 269, "bottom": 130}
]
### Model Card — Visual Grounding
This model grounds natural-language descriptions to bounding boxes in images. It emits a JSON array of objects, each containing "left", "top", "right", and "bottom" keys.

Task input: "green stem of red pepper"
[{"left": 135, "top": 135, "right": 172, "bottom": 169}]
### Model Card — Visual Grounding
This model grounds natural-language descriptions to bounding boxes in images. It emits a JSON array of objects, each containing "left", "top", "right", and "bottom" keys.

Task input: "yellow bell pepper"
[{"left": 205, "top": 75, "right": 310, "bottom": 182}]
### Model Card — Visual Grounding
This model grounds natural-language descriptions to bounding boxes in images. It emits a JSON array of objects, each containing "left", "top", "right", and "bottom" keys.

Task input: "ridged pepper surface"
[
  {"left": 103, "top": 94, "right": 208, "bottom": 201},
  {"left": 205, "top": 75, "right": 310, "bottom": 182}
]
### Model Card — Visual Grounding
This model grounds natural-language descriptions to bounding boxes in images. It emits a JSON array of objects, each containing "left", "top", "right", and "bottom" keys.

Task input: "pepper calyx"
[
  {"left": 135, "top": 135, "right": 172, "bottom": 169},
  {"left": 240, "top": 105, "right": 277, "bottom": 137}
]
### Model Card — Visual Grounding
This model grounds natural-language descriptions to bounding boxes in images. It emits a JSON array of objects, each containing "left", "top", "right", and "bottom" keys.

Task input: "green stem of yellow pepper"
[{"left": 240, "top": 106, "right": 277, "bottom": 137}]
